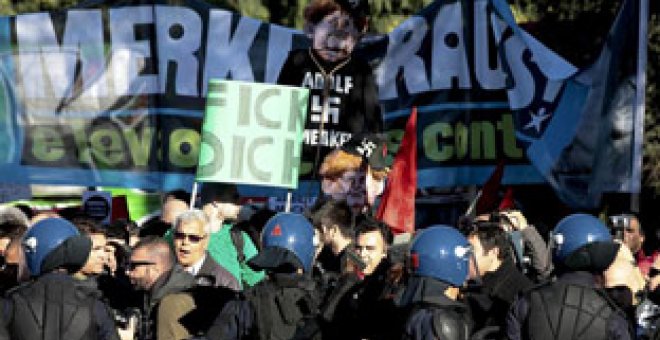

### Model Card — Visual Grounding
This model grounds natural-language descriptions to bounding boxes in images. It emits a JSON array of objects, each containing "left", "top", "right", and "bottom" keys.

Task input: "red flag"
[
  {"left": 475, "top": 160, "right": 505, "bottom": 216},
  {"left": 376, "top": 107, "right": 417, "bottom": 234},
  {"left": 111, "top": 195, "right": 130, "bottom": 222},
  {"left": 498, "top": 187, "right": 515, "bottom": 211}
]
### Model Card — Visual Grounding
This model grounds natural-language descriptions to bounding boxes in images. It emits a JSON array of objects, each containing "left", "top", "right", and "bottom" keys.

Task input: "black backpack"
[
  {"left": 245, "top": 277, "right": 321, "bottom": 340},
  {"left": 4, "top": 277, "right": 99, "bottom": 340}
]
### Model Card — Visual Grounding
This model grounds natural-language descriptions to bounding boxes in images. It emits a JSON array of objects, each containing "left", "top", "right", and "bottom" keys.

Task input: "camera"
[
  {"left": 113, "top": 307, "right": 141, "bottom": 330},
  {"left": 608, "top": 214, "right": 632, "bottom": 241}
]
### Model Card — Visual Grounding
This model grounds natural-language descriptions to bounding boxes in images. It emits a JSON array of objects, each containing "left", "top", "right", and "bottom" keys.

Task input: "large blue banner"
[{"left": 0, "top": 0, "right": 639, "bottom": 208}]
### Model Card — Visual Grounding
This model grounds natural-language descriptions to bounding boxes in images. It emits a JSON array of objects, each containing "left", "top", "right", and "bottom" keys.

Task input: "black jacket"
[
  {"left": 399, "top": 276, "right": 471, "bottom": 340},
  {"left": 207, "top": 248, "right": 322, "bottom": 340},
  {"left": 506, "top": 271, "right": 633, "bottom": 340},
  {"left": 197, "top": 253, "right": 241, "bottom": 291},
  {"left": 138, "top": 265, "right": 195, "bottom": 340},
  {"left": 322, "top": 259, "right": 404, "bottom": 340},
  {"left": 466, "top": 259, "right": 533, "bottom": 339},
  {"left": 2, "top": 272, "right": 119, "bottom": 340}
]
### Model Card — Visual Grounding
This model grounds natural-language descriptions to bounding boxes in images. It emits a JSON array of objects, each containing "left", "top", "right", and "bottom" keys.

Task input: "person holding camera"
[
  {"left": 465, "top": 222, "right": 534, "bottom": 339},
  {"left": 610, "top": 214, "right": 659, "bottom": 277},
  {"left": 476, "top": 209, "right": 553, "bottom": 282}
]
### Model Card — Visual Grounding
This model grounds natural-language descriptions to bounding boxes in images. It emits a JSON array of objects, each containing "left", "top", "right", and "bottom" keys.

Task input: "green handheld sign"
[{"left": 197, "top": 80, "right": 309, "bottom": 189}]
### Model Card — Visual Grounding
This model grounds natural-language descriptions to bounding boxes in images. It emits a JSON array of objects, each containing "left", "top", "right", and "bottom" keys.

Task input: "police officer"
[
  {"left": 399, "top": 226, "right": 473, "bottom": 340},
  {"left": 1, "top": 217, "right": 120, "bottom": 340},
  {"left": 506, "top": 213, "right": 633, "bottom": 340},
  {"left": 207, "top": 213, "right": 321, "bottom": 340}
]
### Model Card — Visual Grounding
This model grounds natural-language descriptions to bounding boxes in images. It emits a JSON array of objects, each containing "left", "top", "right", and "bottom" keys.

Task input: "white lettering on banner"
[
  {"left": 431, "top": 1, "right": 471, "bottom": 89},
  {"left": 16, "top": 11, "right": 106, "bottom": 99},
  {"left": 109, "top": 6, "right": 158, "bottom": 96},
  {"left": 14, "top": 6, "right": 295, "bottom": 104},
  {"left": 489, "top": 14, "right": 534, "bottom": 109},
  {"left": 375, "top": 16, "right": 430, "bottom": 100},
  {"left": 375, "top": 0, "right": 548, "bottom": 105},
  {"left": 474, "top": 1, "right": 506, "bottom": 89},
  {"left": 203, "top": 10, "right": 260, "bottom": 93},
  {"left": 155, "top": 6, "right": 202, "bottom": 97},
  {"left": 12, "top": 2, "right": 554, "bottom": 109}
]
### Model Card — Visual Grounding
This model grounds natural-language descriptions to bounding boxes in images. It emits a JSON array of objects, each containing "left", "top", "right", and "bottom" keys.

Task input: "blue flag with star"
[{"left": 492, "top": 0, "right": 640, "bottom": 209}]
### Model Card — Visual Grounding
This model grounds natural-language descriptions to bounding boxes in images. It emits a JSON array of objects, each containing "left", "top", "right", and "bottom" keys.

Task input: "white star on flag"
[{"left": 524, "top": 108, "right": 551, "bottom": 133}]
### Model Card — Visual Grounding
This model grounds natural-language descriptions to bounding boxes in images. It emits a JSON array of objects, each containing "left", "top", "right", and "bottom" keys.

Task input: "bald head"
[
  {"left": 134, "top": 237, "right": 174, "bottom": 270},
  {"left": 161, "top": 199, "right": 188, "bottom": 224},
  {"left": 128, "top": 237, "right": 175, "bottom": 290}
]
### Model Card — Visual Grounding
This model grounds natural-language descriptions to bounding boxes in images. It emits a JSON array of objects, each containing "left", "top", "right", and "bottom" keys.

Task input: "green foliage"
[
  {"left": 0, "top": 0, "right": 78, "bottom": 15},
  {"left": 643, "top": 9, "right": 660, "bottom": 193}
]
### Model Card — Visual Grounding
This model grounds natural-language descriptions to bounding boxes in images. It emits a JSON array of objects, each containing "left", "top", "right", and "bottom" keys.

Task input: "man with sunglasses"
[
  {"left": 173, "top": 210, "right": 240, "bottom": 291},
  {"left": 127, "top": 236, "right": 195, "bottom": 340}
]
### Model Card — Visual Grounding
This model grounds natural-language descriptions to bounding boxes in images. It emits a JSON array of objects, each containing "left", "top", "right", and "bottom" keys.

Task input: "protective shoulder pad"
[{"left": 431, "top": 308, "right": 469, "bottom": 340}]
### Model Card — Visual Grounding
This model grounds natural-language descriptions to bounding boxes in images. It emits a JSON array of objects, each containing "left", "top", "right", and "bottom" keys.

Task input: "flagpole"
[
  {"left": 190, "top": 182, "right": 198, "bottom": 209},
  {"left": 285, "top": 190, "right": 292, "bottom": 212},
  {"left": 631, "top": 0, "right": 648, "bottom": 212}
]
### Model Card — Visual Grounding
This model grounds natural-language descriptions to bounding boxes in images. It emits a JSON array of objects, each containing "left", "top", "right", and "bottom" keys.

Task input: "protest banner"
[
  {"left": 196, "top": 80, "right": 308, "bottom": 189},
  {"left": 0, "top": 183, "right": 31, "bottom": 203},
  {"left": 0, "top": 0, "right": 644, "bottom": 208}
]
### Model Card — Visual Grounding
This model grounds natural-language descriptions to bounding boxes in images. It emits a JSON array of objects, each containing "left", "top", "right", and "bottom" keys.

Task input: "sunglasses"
[
  {"left": 126, "top": 261, "right": 156, "bottom": 271},
  {"left": 173, "top": 232, "right": 206, "bottom": 243},
  {"left": 649, "top": 267, "right": 660, "bottom": 278}
]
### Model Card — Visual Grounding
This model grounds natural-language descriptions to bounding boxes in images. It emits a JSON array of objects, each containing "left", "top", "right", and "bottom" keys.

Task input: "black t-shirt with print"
[{"left": 277, "top": 48, "right": 383, "bottom": 179}]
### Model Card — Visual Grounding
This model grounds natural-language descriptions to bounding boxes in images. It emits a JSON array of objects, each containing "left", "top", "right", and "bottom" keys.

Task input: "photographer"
[
  {"left": 609, "top": 214, "right": 659, "bottom": 277},
  {"left": 482, "top": 209, "right": 553, "bottom": 282}
]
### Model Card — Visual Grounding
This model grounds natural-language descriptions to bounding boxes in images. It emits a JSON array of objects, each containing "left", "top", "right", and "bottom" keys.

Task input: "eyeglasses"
[
  {"left": 173, "top": 232, "right": 206, "bottom": 243},
  {"left": 649, "top": 267, "right": 660, "bottom": 278},
  {"left": 126, "top": 261, "right": 156, "bottom": 271}
]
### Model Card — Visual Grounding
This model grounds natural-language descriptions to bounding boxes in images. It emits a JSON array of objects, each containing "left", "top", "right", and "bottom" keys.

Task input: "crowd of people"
[{"left": 0, "top": 185, "right": 659, "bottom": 340}]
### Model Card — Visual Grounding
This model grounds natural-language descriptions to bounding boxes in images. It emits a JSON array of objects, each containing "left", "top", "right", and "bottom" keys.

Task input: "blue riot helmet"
[
  {"left": 23, "top": 218, "right": 91, "bottom": 276},
  {"left": 260, "top": 213, "right": 315, "bottom": 273},
  {"left": 409, "top": 226, "right": 472, "bottom": 287},
  {"left": 551, "top": 213, "right": 619, "bottom": 271}
]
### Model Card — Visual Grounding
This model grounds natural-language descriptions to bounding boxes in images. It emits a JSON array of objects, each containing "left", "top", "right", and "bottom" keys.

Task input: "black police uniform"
[
  {"left": 206, "top": 248, "right": 322, "bottom": 340},
  {"left": 2, "top": 272, "right": 120, "bottom": 340},
  {"left": 506, "top": 271, "right": 633, "bottom": 340},
  {"left": 399, "top": 276, "right": 471, "bottom": 340}
]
